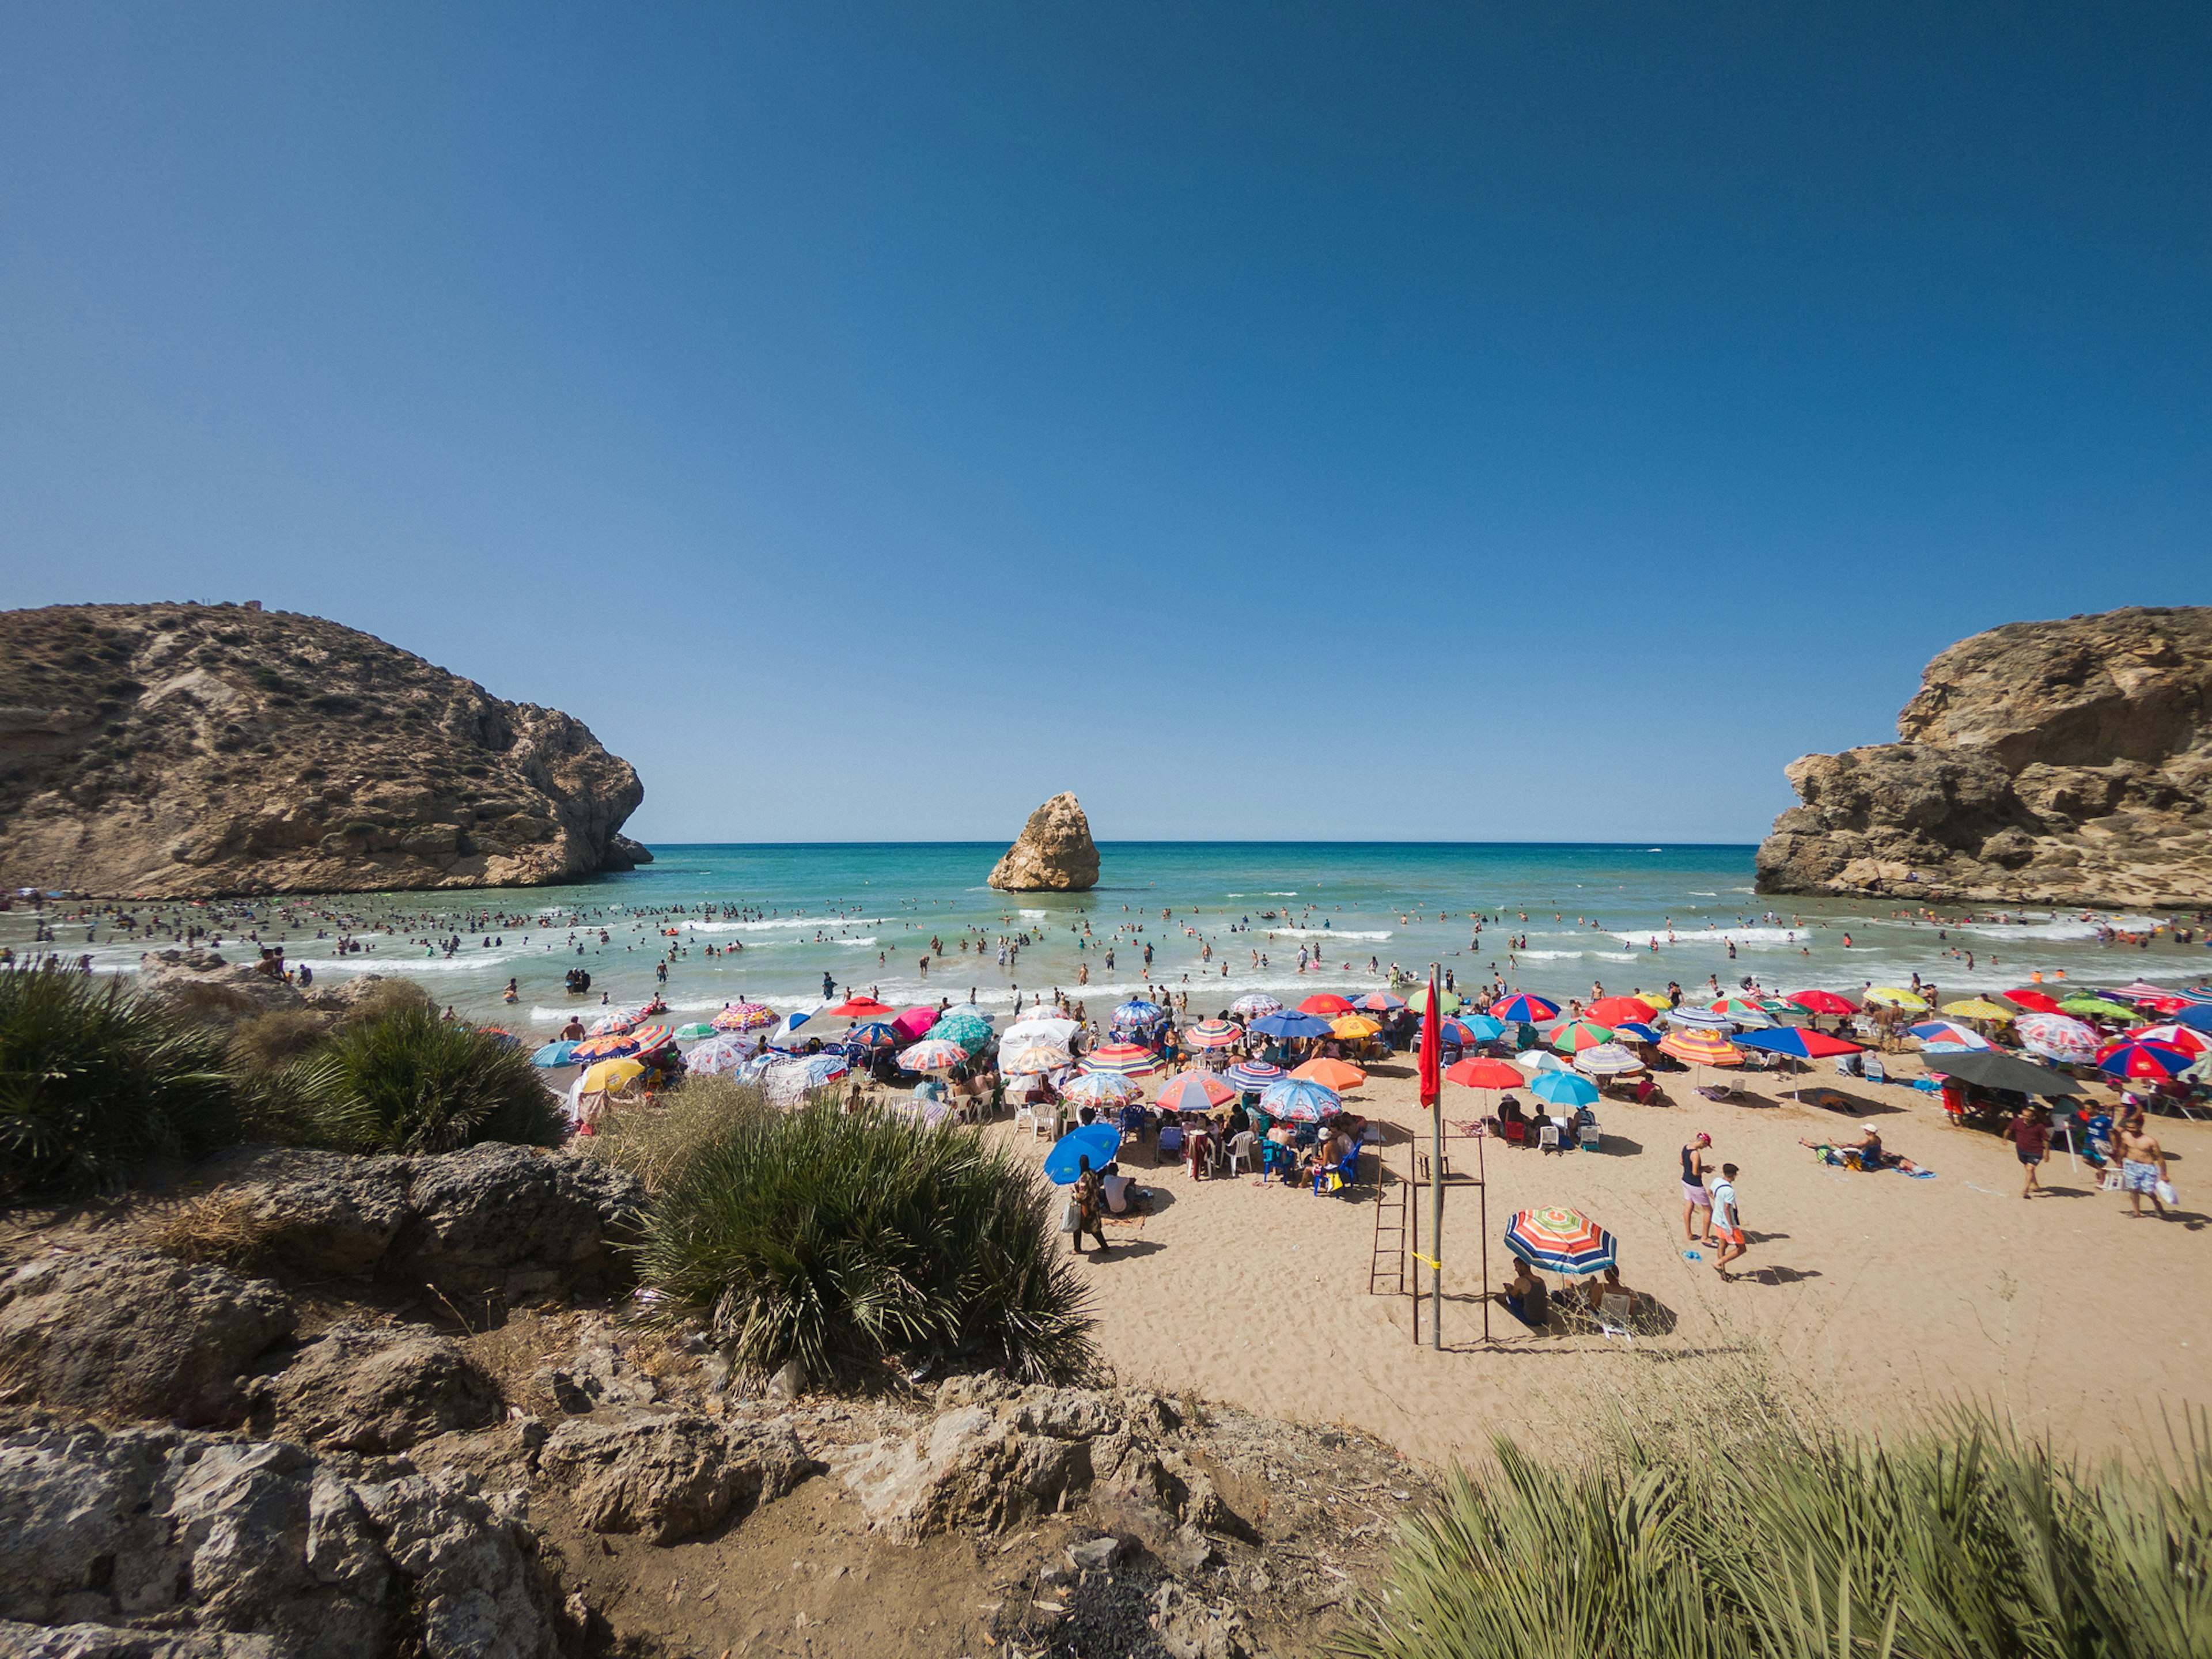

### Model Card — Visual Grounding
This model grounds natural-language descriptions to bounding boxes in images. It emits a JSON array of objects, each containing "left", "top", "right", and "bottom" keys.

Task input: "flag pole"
[{"left": 1426, "top": 964, "right": 1444, "bottom": 1351}]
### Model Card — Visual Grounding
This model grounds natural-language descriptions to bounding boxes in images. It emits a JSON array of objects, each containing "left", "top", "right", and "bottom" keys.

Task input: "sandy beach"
[{"left": 979, "top": 1051, "right": 2212, "bottom": 1469}]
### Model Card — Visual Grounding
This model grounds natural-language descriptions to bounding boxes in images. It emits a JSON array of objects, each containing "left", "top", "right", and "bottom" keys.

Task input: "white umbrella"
[
  {"left": 1664, "top": 1007, "right": 1734, "bottom": 1031},
  {"left": 1574, "top": 1043, "right": 1643, "bottom": 1077},
  {"left": 1003, "top": 1017, "right": 1079, "bottom": 1049},
  {"left": 1006, "top": 1044, "right": 1074, "bottom": 1075}
]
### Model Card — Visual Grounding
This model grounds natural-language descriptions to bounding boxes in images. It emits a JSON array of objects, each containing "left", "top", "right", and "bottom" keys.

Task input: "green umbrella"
[
  {"left": 2060, "top": 997, "right": 2143, "bottom": 1021},
  {"left": 675, "top": 1022, "right": 718, "bottom": 1040}
]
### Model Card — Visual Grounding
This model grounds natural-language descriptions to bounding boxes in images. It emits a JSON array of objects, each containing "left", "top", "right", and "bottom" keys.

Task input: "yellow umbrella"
[
  {"left": 1639, "top": 990, "right": 1675, "bottom": 1009},
  {"left": 1330, "top": 1014, "right": 1381, "bottom": 1039},
  {"left": 580, "top": 1058, "right": 646, "bottom": 1093},
  {"left": 1864, "top": 987, "right": 1929, "bottom": 1012},
  {"left": 1941, "top": 998, "right": 2014, "bottom": 1021}
]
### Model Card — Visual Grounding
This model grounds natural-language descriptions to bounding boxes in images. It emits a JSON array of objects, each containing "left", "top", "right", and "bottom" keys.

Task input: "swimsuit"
[{"left": 2123, "top": 1159, "right": 2160, "bottom": 1194}]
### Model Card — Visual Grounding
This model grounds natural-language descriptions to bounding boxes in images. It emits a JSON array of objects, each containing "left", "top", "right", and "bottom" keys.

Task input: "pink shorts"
[{"left": 1681, "top": 1181, "right": 1709, "bottom": 1206}]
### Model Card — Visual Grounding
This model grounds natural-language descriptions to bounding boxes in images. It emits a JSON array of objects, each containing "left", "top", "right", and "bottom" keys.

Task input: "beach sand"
[{"left": 983, "top": 1054, "right": 2212, "bottom": 1469}]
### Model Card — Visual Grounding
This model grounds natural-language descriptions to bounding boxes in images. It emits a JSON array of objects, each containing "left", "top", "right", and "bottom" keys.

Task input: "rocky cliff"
[
  {"left": 0, "top": 601, "right": 650, "bottom": 897},
  {"left": 988, "top": 791, "right": 1100, "bottom": 891},
  {"left": 1756, "top": 607, "right": 2212, "bottom": 908}
]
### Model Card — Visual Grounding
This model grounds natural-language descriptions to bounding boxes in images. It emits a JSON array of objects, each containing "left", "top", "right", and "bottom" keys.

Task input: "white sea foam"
[
  {"left": 1260, "top": 928, "right": 1392, "bottom": 941},
  {"left": 681, "top": 916, "right": 887, "bottom": 934}
]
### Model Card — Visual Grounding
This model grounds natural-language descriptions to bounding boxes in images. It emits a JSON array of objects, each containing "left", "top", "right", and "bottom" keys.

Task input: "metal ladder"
[{"left": 1368, "top": 1156, "right": 1407, "bottom": 1296}]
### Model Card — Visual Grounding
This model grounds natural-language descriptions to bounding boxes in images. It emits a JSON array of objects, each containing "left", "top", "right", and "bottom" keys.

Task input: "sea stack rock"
[
  {"left": 0, "top": 601, "right": 650, "bottom": 897},
  {"left": 1755, "top": 606, "right": 2212, "bottom": 908},
  {"left": 988, "top": 792, "right": 1100, "bottom": 892}
]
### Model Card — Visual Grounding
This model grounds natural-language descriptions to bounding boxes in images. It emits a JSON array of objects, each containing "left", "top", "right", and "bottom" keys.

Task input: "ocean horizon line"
[{"left": 628, "top": 838, "right": 1767, "bottom": 851}]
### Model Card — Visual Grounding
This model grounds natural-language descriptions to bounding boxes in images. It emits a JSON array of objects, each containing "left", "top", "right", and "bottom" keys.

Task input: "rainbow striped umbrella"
[
  {"left": 1084, "top": 1041, "right": 1163, "bottom": 1078},
  {"left": 1491, "top": 993, "right": 1559, "bottom": 1024},
  {"left": 1573, "top": 1043, "right": 1643, "bottom": 1076},
  {"left": 1183, "top": 1018, "right": 1244, "bottom": 1050},
  {"left": 2016, "top": 1013, "right": 2099, "bottom": 1062},
  {"left": 568, "top": 1031, "right": 644, "bottom": 1062},
  {"left": 1503, "top": 1206, "right": 1617, "bottom": 1276},
  {"left": 1230, "top": 994, "right": 1284, "bottom": 1018},
  {"left": 1659, "top": 1029, "right": 1740, "bottom": 1068},
  {"left": 1224, "top": 1059, "right": 1285, "bottom": 1092},
  {"left": 1157, "top": 1072, "right": 1236, "bottom": 1113},
  {"left": 1547, "top": 1019, "right": 1615, "bottom": 1054},
  {"left": 1257, "top": 1078, "right": 1342, "bottom": 1122},
  {"left": 1907, "top": 1020, "right": 1991, "bottom": 1052},
  {"left": 711, "top": 1002, "right": 777, "bottom": 1032},
  {"left": 1062, "top": 1069, "right": 1141, "bottom": 1107},
  {"left": 898, "top": 1039, "right": 967, "bottom": 1073}
]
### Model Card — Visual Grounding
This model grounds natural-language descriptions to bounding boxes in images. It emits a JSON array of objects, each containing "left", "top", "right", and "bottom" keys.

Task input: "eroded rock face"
[
  {"left": 0, "top": 1420, "right": 561, "bottom": 1659},
  {"left": 0, "top": 1252, "right": 294, "bottom": 1427},
  {"left": 987, "top": 792, "right": 1100, "bottom": 892},
  {"left": 537, "top": 1413, "right": 813, "bottom": 1543},
  {"left": 253, "top": 1323, "right": 499, "bottom": 1455},
  {"left": 0, "top": 601, "right": 649, "bottom": 897},
  {"left": 1756, "top": 607, "right": 2212, "bottom": 906}
]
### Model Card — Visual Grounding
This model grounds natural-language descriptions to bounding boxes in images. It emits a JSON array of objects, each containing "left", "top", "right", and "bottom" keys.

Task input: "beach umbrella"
[
  {"left": 1921, "top": 1048, "right": 2081, "bottom": 1097},
  {"left": 1006, "top": 1043, "right": 1074, "bottom": 1075},
  {"left": 586, "top": 1011, "right": 639, "bottom": 1037},
  {"left": 1863, "top": 987, "right": 1929, "bottom": 1012},
  {"left": 2131, "top": 993, "right": 2197, "bottom": 1016},
  {"left": 1251, "top": 1010, "right": 1334, "bottom": 1039},
  {"left": 478, "top": 1028, "right": 521, "bottom": 1048},
  {"left": 1224, "top": 1059, "right": 1286, "bottom": 1092},
  {"left": 843, "top": 1021, "right": 901, "bottom": 1048},
  {"left": 579, "top": 1058, "right": 646, "bottom": 1094},
  {"left": 1062, "top": 1070, "right": 1141, "bottom": 1108},
  {"left": 1258, "top": 1078, "right": 1342, "bottom": 1122},
  {"left": 1548, "top": 1019, "right": 1616, "bottom": 1054},
  {"left": 1585, "top": 996, "right": 1657, "bottom": 1027},
  {"left": 1085, "top": 1041, "right": 1164, "bottom": 1077},
  {"left": 937, "top": 1003, "right": 994, "bottom": 1029},
  {"left": 891, "top": 1006, "right": 940, "bottom": 1041},
  {"left": 1734, "top": 1027, "right": 1861, "bottom": 1060},
  {"left": 899, "top": 1039, "right": 967, "bottom": 1073},
  {"left": 1529, "top": 1070, "right": 1601, "bottom": 1108},
  {"left": 1111, "top": 999, "right": 1167, "bottom": 1031},
  {"left": 2059, "top": 995, "right": 2143, "bottom": 1022},
  {"left": 1044, "top": 1123, "right": 1123, "bottom": 1185},
  {"left": 1709, "top": 996, "right": 1777, "bottom": 1022},
  {"left": 1446, "top": 1057, "right": 1525, "bottom": 1090},
  {"left": 568, "top": 1031, "right": 644, "bottom": 1062},
  {"left": 823, "top": 995, "right": 894, "bottom": 1019},
  {"left": 673, "top": 1022, "right": 718, "bottom": 1040},
  {"left": 1446, "top": 1014, "right": 1507, "bottom": 1043},
  {"left": 1613, "top": 1021, "right": 1662, "bottom": 1044},
  {"left": 1639, "top": 990, "right": 1675, "bottom": 1009},
  {"left": 1292, "top": 1057, "right": 1368, "bottom": 1091},
  {"left": 2002, "top": 988, "right": 2064, "bottom": 1014},
  {"left": 1787, "top": 989, "right": 1857, "bottom": 1017},
  {"left": 2097, "top": 1040, "right": 2196, "bottom": 1081},
  {"left": 1404, "top": 985, "right": 1463, "bottom": 1016},
  {"left": 1434, "top": 1018, "right": 1484, "bottom": 1046},
  {"left": 1503, "top": 1206, "right": 1618, "bottom": 1276},
  {"left": 1157, "top": 1072, "right": 1237, "bottom": 1113},
  {"left": 1659, "top": 1029, "right": 1740, "bottom": 1068},
  {"left": 532, "top": 1040, "right": 580, "bottom": 1067},
  {"left": 1183, "top": 1018, "right": 1244, "bottom": 1050},
  {"left": 711, "top": 1002, "right": 776, "bottom": 1032},
  {"left": 684, "top": 1036, "right": 753, "bottom": 1075},
  {"left": 2134, "top": 1023, "right": 2208, "bottom": 1055},
  {"left": 1906, "top": 1020, "right": 1993, "bottom": 1052},
  {"left": 2176, "top": 1005, "right": 2212, "bottom": 1033},
  {"left": 1663, "top": 1006, "right": 1734, "bottom": 1031},
  {"left": 1005, "top": 1016, "right": 1080, "bottom": 1049},
  {"left": 1230, "top": 994, "right": 1284, "bottom": 1018},
  {"left": 2015, "top": 1012, "right": 2100, "bottom": 1063},
  {"left": 627, "top": 1024, "right": 677, "bottom": 1055},
  {"left": 1491, "top": 993, "right": 1558, "bottom": 1024},
  {"left": 1299, "top": 993, "right": 1357, "bottom": 1016},
  {"left": 1330, "top": 1014, "right": 1381, "bottom": 1040},
  {"left": 1354, "top": 992, "right": 1407, "bottom": 1012},
  {"left": 1941, "top": 999, "right": 2016, "bottom": 1022},
  {"left": 2111, "top": 980, "right": 2183, "bottom": 1004},
  {"left": 1573, "top": 1043, "right": 1644, "bottom": 1077},
  {"left": 1516, "top": 1050, "right": 1569, "bottom": 1073}
]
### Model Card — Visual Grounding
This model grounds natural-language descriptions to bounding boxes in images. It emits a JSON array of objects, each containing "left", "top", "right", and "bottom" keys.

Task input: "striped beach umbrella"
[
  {"left": 1446, "top": 1056, "right": 1525, "bottom": 1090},
  {"left": 1530, "top": 1069, "right": 1601, "bottom": 1108},
  {"left": 1659, "top": 1029, "right": 1740, "bottom": 1068},
  {"left": 626, "top": 1024, "right": 676, "bottom": 1055},
  {"left": 1708, "top": 997, "right": 1776, "bottom": 1027},
  {"left": 1613, "top": 1021, "right": 1662, "bottom": 1044},
  {"left": 1788, "top": 989, "right": 1856, "bottom": 1016},
  {"left": 898, "top": 1038, "right": 967, "bottom": 1073},
  {"left": 1230, "top": 994, "right": 1284, "bottom": 1018},
  {"left": 1663, "top": 1006, "right": 1734, "bottom": 1031},
  {"left": 1491, "top": 993, "right": 1559, "bottom": 1024},
  {"left": 568, "top": 1031, "right": 643, "bottom": 1062},
  {"left": 1441, "top": 1013, "right": 1506, "bottom": 1043},
  {"left": 1062, "top": 1069, "right": 1141, "bottom": 1108},
  {"left": 1006, "top": 1044, "right": 1073, "bottom": 1075},
  {"left": 1085, "top": 1041, "right": 1164, "bottom": 1078},
  {"left": 1434, "top": 1018, "right": 1484, "bottom": 1046},
  {"left": 2111, "top": 980, "right": 2183, "bottom": 1004},
  {"left": 2015, "top": 1012, "right": 2099, "bottom": 1063},
  {"left": 1292, "top": 1056, "right": 1368, "bottom": 1091},
  {"left": 1111, "top": 999, "right": 1167, "bottom": 1033},
  {"left": 1585, "top": 996, "right": 1656, "bottom": 1027},
  {"left": 1157, "top": 1071, "right": 1236, "bottom": 1113},
  {"left": 1224, "top": 1059, "right": 1285, "bottom": 1092},
  {"left": 843, "top": 1021, "right": 901, "bottom": 1049},
  {"left": 2096, "top": 1039, "right": 2196, "bottom": 1081},
  {"left": 1573, "top": 1043, "right": 1643, "bottom": 1077},
  {"left": 1547, "top": 1019, "right": 1615, "bottom": 1054},
  {"left": 1183, "top": 1018, "right": 1244, "bottom": 1050},
  {"left": 1733, "top": 1027, "right": 1860, "bottom": 1060},
  {"left": 711, "top": 1002, "right": 777, "bottom": 1032},
  {"left": 1503, "top": 1206, "right": 1617, "bottom": 1276},
  {"left": 1257, "top": 1078, "right": 1342, "bottom": 1122},
  {"left": 587, "top": 1011, "right": 640, "bottom": 1037},
  {"left": 1906, "top": 1020, "right": 1991, "bottom": 1052},
  {"left": 2134, "top": 1023, "right": 2208, "bottom": 1055}
]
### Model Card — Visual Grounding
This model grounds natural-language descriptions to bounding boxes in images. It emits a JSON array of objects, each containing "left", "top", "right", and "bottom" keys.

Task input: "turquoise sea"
[{"left": 12, "top": 842, "right": 2202, "bottom": 1032}]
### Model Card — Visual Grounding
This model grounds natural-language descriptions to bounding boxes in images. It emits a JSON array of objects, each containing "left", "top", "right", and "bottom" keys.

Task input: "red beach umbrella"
[
  {"left": 1787, "top": 989, "right": 1856, "bottom": 1017},
  {"left": 1586, "top": 996, "right": 1656, "bottom": 1027},
  {"left": 1299, "top": 993, "right": 1357, "bottom": 1016},
  {"left": 2003, "top": 989, "right": 2063, "bottom": 1015},
  {"left": 1446, "top": 1057, "right": 1525, "bottom": 1090}
]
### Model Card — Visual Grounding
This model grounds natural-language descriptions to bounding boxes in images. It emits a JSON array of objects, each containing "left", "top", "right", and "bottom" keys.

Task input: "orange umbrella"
[
  {"left": 1659, "top": 1029, "right": 1740, "bottom": 1068},
  {"left": 1330, "top": 1014, "right": 1381, "bottom": 1039},
  {"left": 1293, "top": 1057, "right": 1368, "bottom": 1091}
]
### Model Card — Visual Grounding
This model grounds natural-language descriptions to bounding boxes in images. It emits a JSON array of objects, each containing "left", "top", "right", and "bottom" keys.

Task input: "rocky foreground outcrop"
[
  {"left": 1756, "top": 607, "right": 2212, "bottom": 907},
  {"left": 988, "top": 791, "right": 1101, "bottom": 891},
  {"left": 0, "top": 601, "right": 650, "bottom": 897}
]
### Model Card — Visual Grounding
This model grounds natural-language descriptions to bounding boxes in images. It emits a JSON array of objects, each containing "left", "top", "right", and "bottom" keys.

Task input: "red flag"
[{"left": 1418, "top": 970, "right": 1442, "bottom": 1108}]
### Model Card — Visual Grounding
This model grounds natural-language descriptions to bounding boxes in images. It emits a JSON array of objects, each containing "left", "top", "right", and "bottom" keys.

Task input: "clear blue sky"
[{"left": 4, "top": 5, "right": 2206, "bottom": 846}]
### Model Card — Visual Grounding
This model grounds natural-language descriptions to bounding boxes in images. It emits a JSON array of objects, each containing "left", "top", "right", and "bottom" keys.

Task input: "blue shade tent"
[
  {"left": 532, "top": 1041, "right": 579, "bottom": 1067},
  {"left": 1529, "top": 1070, "right": 1600, "bottom": 1108},
  {"left": 1251, "top": 1010, "right": 1334, "bottom": 1039},
  {"left": 1044, "top": 1123, "right": 1123, "bottom": 1185}
]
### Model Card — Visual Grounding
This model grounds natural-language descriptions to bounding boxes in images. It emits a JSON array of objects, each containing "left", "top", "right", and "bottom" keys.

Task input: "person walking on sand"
[
  {"left": 1071, "top": 1157, "right": 1109, "bottom": 1255},
  {"left": 2118, "top": 1121, "right": 2171, "bottom": 1218},
  {"left": 2004, "top": 1104, "right": 2051, "bottom": 1198},
  {"left": 1710, "top": 1164, "right": 1747, "bottom": 1279},
  {"left": 1680, "top": 1132, "right": 1717, "bottom": 1247}
]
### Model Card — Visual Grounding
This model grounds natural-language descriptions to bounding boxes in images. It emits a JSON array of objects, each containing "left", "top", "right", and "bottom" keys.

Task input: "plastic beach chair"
[
  {"left": 1014, "top": 1105, "right": 1045, "bottom": 1141},
  {"left": 1312, "top": 1148, "right": 1360, "bottom": 1196},
  {"left": 1596, "top": 1293, "right": 1634, "bottom": 1342},
  {"left": 1577, "top": 1121, "right": 1602, "bottom": 1153}
]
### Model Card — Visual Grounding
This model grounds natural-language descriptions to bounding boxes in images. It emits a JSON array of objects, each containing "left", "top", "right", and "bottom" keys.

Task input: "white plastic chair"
[
  {"left": 1539, "top": 1124, "right": 1562, "bottom": 1154},
  {"left": 1014, "top": 1104, "right": 1044, "bottom": 1140},
  {"left": 1577, "top": 1122, "right": 1601, "bottom": 1153},
  {"left": 1596, "top": 1293, "right": 1635, "bottom": 1342}
]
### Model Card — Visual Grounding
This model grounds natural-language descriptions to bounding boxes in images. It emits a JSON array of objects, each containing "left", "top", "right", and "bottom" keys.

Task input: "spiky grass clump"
[
  {"left": 1340, "top": 1410, "right": 2212, "bottom": 1659},
  {"left": 634, "top": 1099, "right": 1095, "bottom": 1385},
  {"left": 0, "top": 967, "right": 237, "bottom": 1195},
  {"left": 582, "top": 1073, "right": 768, "bottom": 1195},
  {"left": 281, "top": 1005, "right": 565, "bottom": 1154}
]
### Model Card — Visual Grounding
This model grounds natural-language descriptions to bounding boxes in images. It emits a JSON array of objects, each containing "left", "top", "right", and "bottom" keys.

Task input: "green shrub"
[
  {"left": 582, "top": 1073, "right": 768, "bottom": 1196},
  {"left": 633, "top": 1099, "right": 1095, "bottom": 1386},
  {"left": 1339, "top": 1410, "right": 2212, "bottom": 1659},
  {"left": 0, "top": 967, "right": 236, "bottom": 1195},
  {"left": 279, "top": 1006, "right": 564, "bottom": 1154}
]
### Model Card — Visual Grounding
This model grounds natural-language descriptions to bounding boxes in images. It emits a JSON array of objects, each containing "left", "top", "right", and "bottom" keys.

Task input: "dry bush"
[
  {"left": 327, "top": 976, "right": 435, "bottom": 1027},
  {"left": 581, "top": 1073, "right": 772, "bottom": 1195},
  {"left": 227, "top": 1009, "right": 334, "bottom": 1074},
  {"left": 149, "top": 1188, "right": 278, "bottom": 1268}
]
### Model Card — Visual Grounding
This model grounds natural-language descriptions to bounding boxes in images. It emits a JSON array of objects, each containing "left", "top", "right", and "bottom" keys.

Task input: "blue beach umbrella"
[
  {"left": 1734, "top": 1028, "right": 1864, "bottom": 1062},
  {"left": 844, "top": 1021, "right": 902, "bottom": 1048},
  {"left": 532, "top": 1040, "right": 579, "bottom": 1067},
  {"left": 1044, "top": 1123, "right": 1124, "bottom": 1185},
  {"left": 1252, "top": 1010, "right": 1334, "bottom": 1039},
  {"left": 2174, "top": 1004, "right": 2212, "bottom": 1033},
  {"left": 1258, "top": 1078, "right": 1342, "bottom": 1122},
  {"left": 1529, "top": 1070, "right": 1600, "bottom": 1108},
  {"left": 1225, "top": 1059, "right": 1286, "bottom": 1092},
  {"left": 1613, "top": 1021, "right": 1662, "bottom": 1044}
]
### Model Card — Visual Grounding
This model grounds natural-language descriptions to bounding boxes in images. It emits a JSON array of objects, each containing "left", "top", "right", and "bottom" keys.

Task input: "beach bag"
[
  {"left": 2157, "top": 1180, "right": 2179, "bottom": 1206},
  {"left": 2102, "top": 1170, "right": 2124, "bottom": 1192},
  {"left": 1059, "top": 1200, "right": 1082, "bottom": 1234}
]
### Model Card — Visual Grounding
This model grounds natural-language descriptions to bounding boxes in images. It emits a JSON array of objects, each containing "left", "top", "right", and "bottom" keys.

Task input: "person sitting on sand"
[
  {"left": 1100, "top": 1162, "right": 1150, "bottom": 1217},
  {"left": 1500, "top": 1260, "right": 1550, "bottom": 1328},
  {"left": 1581, "top": 1263, "right": 1630, "bottom": 1316}
]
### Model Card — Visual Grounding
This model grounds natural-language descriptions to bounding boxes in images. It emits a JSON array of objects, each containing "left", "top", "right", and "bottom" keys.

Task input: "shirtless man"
[
  {"left": 2118, "top": 1122, "right": 2171, "bottom": 1218},
  {"left": 1680, "top": 1132, "right": 1716, "bottom": 1247}
]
